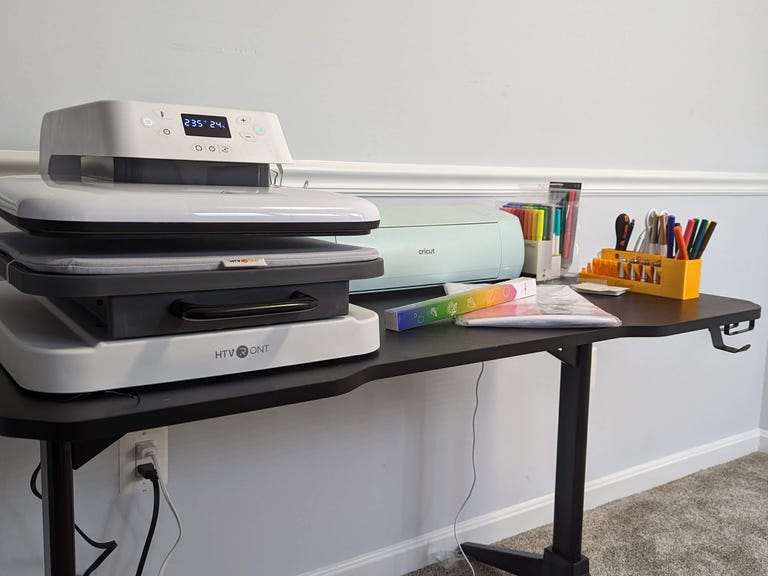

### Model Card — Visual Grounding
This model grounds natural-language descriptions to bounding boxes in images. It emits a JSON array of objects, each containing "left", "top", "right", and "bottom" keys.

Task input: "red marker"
[{"left": 682, "top": 219, "right": 695, "bottom": 247}]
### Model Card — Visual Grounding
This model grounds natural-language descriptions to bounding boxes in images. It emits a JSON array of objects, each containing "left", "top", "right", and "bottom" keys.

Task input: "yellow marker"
[{"left": 536, "top": 209, "right": 544, "bottom": 241}]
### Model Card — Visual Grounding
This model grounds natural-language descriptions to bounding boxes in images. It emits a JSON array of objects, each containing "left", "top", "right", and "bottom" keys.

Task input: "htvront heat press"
[
  {"left": 0, "top": 100, "right": 383, "bottom": 394},
  {"left": 0, "top": 100, "right": 379, "bottom": 236}
]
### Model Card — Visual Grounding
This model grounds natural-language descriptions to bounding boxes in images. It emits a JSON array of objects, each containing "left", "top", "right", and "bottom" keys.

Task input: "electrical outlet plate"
[{"left": 118, "top": 427, "right": 168, "bottom": 495}]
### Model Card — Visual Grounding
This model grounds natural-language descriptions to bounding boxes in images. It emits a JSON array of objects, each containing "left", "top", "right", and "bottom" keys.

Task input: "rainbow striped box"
[{"left": 384, "top": 277, "right": 537, "bottom": 332}]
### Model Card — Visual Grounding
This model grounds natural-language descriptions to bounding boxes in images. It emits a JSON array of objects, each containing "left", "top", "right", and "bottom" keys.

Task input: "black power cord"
[
  {"left": 135, "top": 463, "right": 160, "bottom": 576},
  {"left": 30, "top": 464, "right": 118, "bottom": 576}
]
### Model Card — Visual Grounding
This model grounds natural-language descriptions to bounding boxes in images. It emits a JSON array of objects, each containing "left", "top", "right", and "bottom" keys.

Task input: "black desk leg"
[
  {"left": 40, "top": 440, "right": 77, "bottom": 576},
  {"left": 461, "top": 344, "right": 592, "bottom": 575},
  {"left": 549, "top": 344, "right": 591, "bottom": 572}
]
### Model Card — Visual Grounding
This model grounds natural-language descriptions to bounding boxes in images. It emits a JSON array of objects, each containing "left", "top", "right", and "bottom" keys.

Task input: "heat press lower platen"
[{"left": 0, "top": 282, "right": 379, "bottom": 394}]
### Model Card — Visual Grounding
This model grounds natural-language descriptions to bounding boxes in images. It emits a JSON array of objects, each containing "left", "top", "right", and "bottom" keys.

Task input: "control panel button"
[
  {"left": 193, "top": 144, "right": 204, "bottom": 152},
  {"left": 142, "top": 117, "right": 154, "bottom": 127},
  {"left": 236, "top": 115, "right": 251, "bottom": 125},
  {"left": 239, "top": 131, "right": 255, "bottom": 141},
  {"left": 160, "top": 128, "right": 172, "bottom": 136},
  {"left": 207, "top": 145, "right": 216, "bottom": 152},
  {"left": 253, "top": 126, "right": 267, "bottom": 136},
  {"left": 154, "top": 109, "right": 169, "bottom": 120},
  {"left": 220, "top": 145, "right": 231, "bottom": 153}
]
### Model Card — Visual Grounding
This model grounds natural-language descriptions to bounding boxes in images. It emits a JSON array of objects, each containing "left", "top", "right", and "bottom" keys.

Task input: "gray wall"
[
  {"left": 2, "top": 1, "right": 768, "bottom": 171},
  {"left": 1, "top": 2, "right": 767, "bottom": 576}
]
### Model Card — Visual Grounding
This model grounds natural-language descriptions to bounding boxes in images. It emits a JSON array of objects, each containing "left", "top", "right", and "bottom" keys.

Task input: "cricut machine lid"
[{"left": 0, "top": 100, "right": 380, "bottom": 237}]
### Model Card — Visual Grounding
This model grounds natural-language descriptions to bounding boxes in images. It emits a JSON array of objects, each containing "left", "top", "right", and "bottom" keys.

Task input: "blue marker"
[
  {"left": 689, "top": 219, "right": 708, "bottom": 259},
  {"left": 666, "top": 215, "right": 676, "bottom": 258},
  {"left": 553, "top": 208, "right": 562, "bottom": 255}
]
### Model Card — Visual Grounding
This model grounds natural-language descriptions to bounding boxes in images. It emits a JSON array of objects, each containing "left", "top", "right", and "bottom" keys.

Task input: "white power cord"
[
  {"left": 452, "top": 362, "right": 484, "bottom": 576},
  {"left": 149, "top": 453, "right": 183, "bottom": 576}
]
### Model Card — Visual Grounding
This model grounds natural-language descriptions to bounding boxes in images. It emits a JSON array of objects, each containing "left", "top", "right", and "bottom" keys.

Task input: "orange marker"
[{"left": 673, "top": 224, "right": 688, "bottom": 260}]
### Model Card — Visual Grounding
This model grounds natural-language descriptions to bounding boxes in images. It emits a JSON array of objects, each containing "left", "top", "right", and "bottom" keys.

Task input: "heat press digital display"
[{"left": 181, "top": 114, "right": 232, "bottom": 138}]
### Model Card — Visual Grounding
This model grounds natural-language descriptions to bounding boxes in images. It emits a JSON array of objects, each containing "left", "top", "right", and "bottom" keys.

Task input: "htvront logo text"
[{"left": 215, "top": 344, "right": 270, "bottom": 359}]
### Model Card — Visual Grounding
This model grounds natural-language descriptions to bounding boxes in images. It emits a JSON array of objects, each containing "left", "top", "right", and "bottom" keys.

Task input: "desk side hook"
[
  {"left": 709, "top": 320, "right": 754, "bottom": 353},
  {"left": 723, "top": 320, "right": 756, "bottom": 336}
]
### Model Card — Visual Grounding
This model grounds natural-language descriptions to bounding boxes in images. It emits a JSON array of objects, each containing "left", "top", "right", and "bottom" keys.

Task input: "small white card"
[{"left": 570, "top": 282, "right": 629, "bottom": 296}]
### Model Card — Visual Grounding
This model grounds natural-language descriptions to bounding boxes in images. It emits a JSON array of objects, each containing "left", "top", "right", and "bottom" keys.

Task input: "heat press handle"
[{"left": 171, "top": 292, "right": 318, "bottom": 321}]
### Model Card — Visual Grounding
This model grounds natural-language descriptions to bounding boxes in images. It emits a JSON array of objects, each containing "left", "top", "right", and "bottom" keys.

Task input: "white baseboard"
[{"left": 297, "top": 429, "right": 762, "bottom": 576}]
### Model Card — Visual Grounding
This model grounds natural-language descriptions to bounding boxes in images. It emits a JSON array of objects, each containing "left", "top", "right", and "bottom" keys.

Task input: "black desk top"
[{"left": 0, "top": 289, "right": 760, "bottom": 442}]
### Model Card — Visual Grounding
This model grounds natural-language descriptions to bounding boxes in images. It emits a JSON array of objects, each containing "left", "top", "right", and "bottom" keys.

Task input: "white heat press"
[
  {"left": 0, "top": 101, "right": 383, "bottom": 394},
  {"left": 0, "top": 100, "right": 379, "bottom": 236}
]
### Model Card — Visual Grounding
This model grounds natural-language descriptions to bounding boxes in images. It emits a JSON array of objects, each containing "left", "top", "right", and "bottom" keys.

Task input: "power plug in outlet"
[{"left": 119, "top": 427, "right": 168, "bottom": 494}]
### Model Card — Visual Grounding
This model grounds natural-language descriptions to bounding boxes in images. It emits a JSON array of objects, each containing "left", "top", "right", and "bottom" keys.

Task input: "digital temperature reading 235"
[{"left": 180, "top": 113, "right": 232, "bottom": 138}]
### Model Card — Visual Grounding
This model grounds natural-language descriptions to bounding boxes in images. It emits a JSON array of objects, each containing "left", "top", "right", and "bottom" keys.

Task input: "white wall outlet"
[{"left": 118, "top": 427, "right": 168, "bottom": 495}]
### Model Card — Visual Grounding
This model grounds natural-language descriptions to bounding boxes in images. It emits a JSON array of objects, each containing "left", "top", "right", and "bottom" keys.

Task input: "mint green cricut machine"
[{"left": 323, "top": 205, "right": 524, "bottom": 292}]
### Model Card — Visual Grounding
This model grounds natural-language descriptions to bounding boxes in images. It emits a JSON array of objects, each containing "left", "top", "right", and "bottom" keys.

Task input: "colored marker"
[
  {"left": 695, "top": 221, "right": 717, "bottom": 259},
  {"left": 666, "top": 215, "right": 676, "bottom": 258},
  {"left": 673, "top": 223, "right": 688, "bottom": 260},
  {"left": 562, "top": 190, "right": 576, "bottom": 259},
  {"left": 553, "top": 208, "right": 562, "bottom": 255},
  {"left": 689, "top": 219, "right": 709, "bottom": 259},
  {"left": 521, "top": 209, "right": 528, "bottom": 237},
  {"left": 527, "top": 209, "right": 535, "bottom": 240},
  {"left": 689, "top": 219, "right": 700, "bottom": 252},
  {"left": 536, "top": 208, "right": 544, "bottom": 241},
  {"left": 682, "top": 219, "right": 695, "bottom": 247},
  {"left": 544, "top": 205, "right": 553, "bottom": 240}
]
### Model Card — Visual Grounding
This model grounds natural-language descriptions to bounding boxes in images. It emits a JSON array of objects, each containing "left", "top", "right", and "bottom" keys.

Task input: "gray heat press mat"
[{"left": 0, "top": 232, "right": 378, "bottom": 275}]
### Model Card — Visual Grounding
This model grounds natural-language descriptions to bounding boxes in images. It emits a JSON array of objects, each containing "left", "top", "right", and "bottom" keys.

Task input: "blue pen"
[{"left": 666, "top": 215, "right": 676, "bottom": 258}]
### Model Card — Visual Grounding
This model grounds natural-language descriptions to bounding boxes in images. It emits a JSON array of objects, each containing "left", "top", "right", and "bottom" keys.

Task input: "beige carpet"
[{"left": 407, "top": 452, "right": 768, "bottom": 576}]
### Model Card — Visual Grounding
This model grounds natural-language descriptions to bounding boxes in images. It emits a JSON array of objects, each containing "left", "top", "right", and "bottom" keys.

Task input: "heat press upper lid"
[
  {"left": 2, "top": 100, "right": 381, "bottom": 237},
  {"left": 0, "top": 176, "right": 380, "bottom": 237}
]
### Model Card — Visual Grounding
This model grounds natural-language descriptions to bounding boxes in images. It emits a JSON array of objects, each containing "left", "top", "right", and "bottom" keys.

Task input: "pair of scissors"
[{"left": 635, "top": 208, "right": 668, "bottom": 253}]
